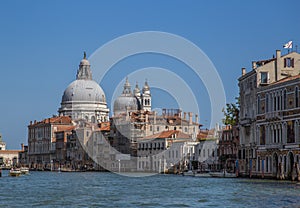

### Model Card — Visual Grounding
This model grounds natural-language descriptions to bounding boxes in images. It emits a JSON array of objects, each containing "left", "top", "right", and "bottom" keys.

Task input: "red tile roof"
[
  {"left": 144, "top": 130, "right": 191, "bottom": 140},
  {"left": 29, "top": 116, "right": 73, "bottom": 126},
  {"left": 270, "top": 74, "right": 300, "bottom": 86}
]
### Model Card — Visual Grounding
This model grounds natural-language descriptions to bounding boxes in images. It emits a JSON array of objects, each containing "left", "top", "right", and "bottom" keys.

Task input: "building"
[
  {"left": 0, "top": 135, "right": 24, "bottom": 168},
  {"left": 27, "top": 116, "right": 74, "bottom": 170},
  {"left": 53, "top": 126, "right": 74, "bottom": 170},
  {"left": 58, "top": 53, "right": 109, "bottom": 123},
  {"left": 110, "top": 108, "right": 201, "bottom": 159},
  {"left": 137, "top": 130, "right": 198, "bottom": 173},
  {"left": 238, "top": 49, "right": 300, "bottom": 179},
  {"left": 195, "top": 128, "right": 219, "bottom": 171},
  {"left": 25, "top": 53, "right": 202, "bottom": 173},
  {"left": 18, "top": 144, "right": 28, "bottom": 167},
  {"left": 217, "top": 125, "right": 239, "bottom": 171},
  {"left": 0, "top": 133, "right": 5, "bottom": 150}
]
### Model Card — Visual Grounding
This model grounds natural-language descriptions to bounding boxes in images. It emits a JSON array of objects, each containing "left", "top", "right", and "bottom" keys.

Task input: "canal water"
[{"left": 0, "top": 170, "right": 300, "bottom": 207}]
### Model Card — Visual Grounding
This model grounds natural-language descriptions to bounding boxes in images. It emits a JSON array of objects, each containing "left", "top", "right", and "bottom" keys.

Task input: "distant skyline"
[{"left": 0, "top": 0, "right": 300, "bottom": 149}]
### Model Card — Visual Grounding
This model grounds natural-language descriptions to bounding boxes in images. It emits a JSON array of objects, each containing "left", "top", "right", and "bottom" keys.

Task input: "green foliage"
[{"left": 222, "top": 97, "right": 240, "bottom": 126}]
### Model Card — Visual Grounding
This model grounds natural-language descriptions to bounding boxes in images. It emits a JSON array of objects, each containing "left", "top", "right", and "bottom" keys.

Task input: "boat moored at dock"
[{"left": 9, "top": 168, "right": 21, "bottom": 177}]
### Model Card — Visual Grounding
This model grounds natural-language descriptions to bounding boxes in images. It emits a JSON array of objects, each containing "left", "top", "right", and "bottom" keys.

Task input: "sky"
[{"left": 0, "top": 0, "right": 299, "bottom": 149}]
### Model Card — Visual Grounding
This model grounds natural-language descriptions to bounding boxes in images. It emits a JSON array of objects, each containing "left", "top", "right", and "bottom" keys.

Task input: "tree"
[{"left": 222, "top": 97, "right": 240, "bottom": 126}]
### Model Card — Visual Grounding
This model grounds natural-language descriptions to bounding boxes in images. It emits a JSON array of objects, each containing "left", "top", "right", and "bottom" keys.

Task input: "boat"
[
  {"left": 9, "top": 168, "right": 21, "bottom": 177},
  {"left": 183, "top": 170, "right": 195, "bottom": 176},
  {"left": 20, "top": 167, "right": 29, "bottom": 174},
  {"left": 210, "top": 170, "right": 237, "bottom": 178},
  {"left": 194, "top": 170, "right": 211, "bottom": 178}
]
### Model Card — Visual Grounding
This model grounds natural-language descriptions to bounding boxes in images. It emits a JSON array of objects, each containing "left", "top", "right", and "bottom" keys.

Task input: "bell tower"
[{"left": 141, "top": 79, "right": 151, "bottom": 111}]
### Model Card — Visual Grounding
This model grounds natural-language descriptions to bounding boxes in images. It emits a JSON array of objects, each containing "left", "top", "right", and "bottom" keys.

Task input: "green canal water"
[{"left": 0, "top": 170, "right": 300, "bottom": 207}]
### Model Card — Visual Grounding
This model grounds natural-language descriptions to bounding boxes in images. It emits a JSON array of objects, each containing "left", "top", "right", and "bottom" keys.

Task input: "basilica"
[{"left": 26, "top": 53, "right": 201, "bottom": 172}]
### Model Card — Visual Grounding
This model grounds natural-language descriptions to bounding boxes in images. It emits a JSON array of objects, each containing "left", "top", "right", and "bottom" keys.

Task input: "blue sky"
[{"left": 0, "top": 0, "right": 299, "bottom": 149}]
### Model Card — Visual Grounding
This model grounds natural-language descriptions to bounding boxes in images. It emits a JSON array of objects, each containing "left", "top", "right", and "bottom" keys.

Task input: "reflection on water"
[{"left": 0, "top": 170, "right": 299, "bottom": 207}]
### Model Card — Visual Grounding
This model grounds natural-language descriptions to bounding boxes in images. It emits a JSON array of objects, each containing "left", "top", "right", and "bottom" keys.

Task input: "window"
[
  {"left": 261, "top": 72, "right": 268, "bottom": 84},
  {"left": 287, "top": 120, "right": 295, "bottom": 143},
  {"left": 257, "top": 95, "right": 261, "bottom": 114},
  {"left": 273, "top": 95, "right": 277, "bottom": 111},
  {"left": 295, "top": 87, "right": 299, "bottom": 108},
  {"left": 260, "top": 126, "right": 266, "bottom": 145},
  {"left": 284, "top": 58, "right": 294, "bottom": 68},
  {"left": 283, "top": 90, "right": 287, "bottom": 110},
  {"left": 265, "top": 93, "right": 269, "bottom": 112}
]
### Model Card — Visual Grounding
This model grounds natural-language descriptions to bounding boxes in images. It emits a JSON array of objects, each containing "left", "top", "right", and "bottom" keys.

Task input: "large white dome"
[
  {"left": 58, "top": 54, "right": 109, "bottom": 123},
  {"left": 62, "top": 79, "right": 106, "bottom": 103}
]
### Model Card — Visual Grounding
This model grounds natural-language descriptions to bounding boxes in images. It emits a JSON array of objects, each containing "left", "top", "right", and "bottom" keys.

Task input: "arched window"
[
  {"left": 257, "top": 95, "right": 261, "bottom": 114},
  {"left": 91, "top": 116, "right": 96, "bottom": 123},
  {"left": 266, "top": 93, "right": 269, "bottom": 112},
  {"left": 295, "top": 87, "right": 299, "bottom": 108},
  {"left": 277, "top": 92, "right": 280, "bottom": 111},
  {"left": 283, "top": 89, "right": 287, "bottom": 110},
  {"left": 273, "top": 94, "right": 277, "bottom": 111}
]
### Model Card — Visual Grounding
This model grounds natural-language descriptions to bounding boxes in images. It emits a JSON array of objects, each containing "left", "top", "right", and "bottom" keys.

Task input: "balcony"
[
  {"left": 265, "top": 112, "right": 283, "bottom": 120},
  {"left": 240, "top": 118, "right": 252, "bottom": 126}
]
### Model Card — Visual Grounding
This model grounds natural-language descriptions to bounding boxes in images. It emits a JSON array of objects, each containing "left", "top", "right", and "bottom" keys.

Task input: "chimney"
[
  {"left": 275, "top": 50, "right": 282, "bottom": 81},
  {"left": 276, "top": 50, "right": 281, "bottom": 59},
  {"left": 183, "top": 112, "right": 187, "bottom": 120},
  {"left": 195, "top": 114, "right": 199, "bottom": 123},
  {"left": 188, "top": 112, "right": 193, "bottom": 125},
  {"left": 21, "top": 143, "right": 24, "bottom": 151},
  {"left": 242, "top": 68, "right": 246, "bottom": 76},
  {"left": 252, "top": 61, "right": 257, "bottom": 70},
  {"left": 34, "top": 120, "right": 37, "bottom": 124}
]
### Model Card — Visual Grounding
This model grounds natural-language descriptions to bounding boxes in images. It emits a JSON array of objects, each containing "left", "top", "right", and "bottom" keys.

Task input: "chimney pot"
[{"left": 242, "top": 68, "right": 246, "bottom": 76}]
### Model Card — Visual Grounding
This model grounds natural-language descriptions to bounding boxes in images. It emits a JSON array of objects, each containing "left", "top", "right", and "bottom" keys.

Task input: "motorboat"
[
  {"left": 194, "top": 171, "right": 211, "bottom": 178},
  {"left": 183, "top": 170, "right": 195, "bottom": 176},
  {"left": 9, "top": 168, "right": 21, "bottom": 177},
  {"left": 20, "top": 167, "right": 29, "bottom": 174},
  {"left": 210, "top": 170, "right": 236, "bottom": 178}
]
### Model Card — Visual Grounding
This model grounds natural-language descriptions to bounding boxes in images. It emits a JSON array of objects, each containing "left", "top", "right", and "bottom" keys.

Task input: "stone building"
[
  {"left": 217, "top": 125, "right": 239, "bottom": 171},
  {"left": 195, "top": 128, "right": 219, "bottom": 171},
  {"left": 238, "top": 49, "right": 300, "bottom": 179},
  {"left": 137, "top": 130, "right": 198, "bottom": 173},
  {"left": 111, "top": 108, "right": 200, "bottom": 157},
  {"left": 0, "top": 135, "right": 24, "bottom": 168},
  {"left": 53, "top": 126, "right": 74, "bottom": 170},
  {"left": 27, "top": 116, "right": 73, "bottom": 170}
]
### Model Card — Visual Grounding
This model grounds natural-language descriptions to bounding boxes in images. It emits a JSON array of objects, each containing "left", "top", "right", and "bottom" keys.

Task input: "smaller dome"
[{"left": 113, "top": 95, "right": 141, "bottom": 116}]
